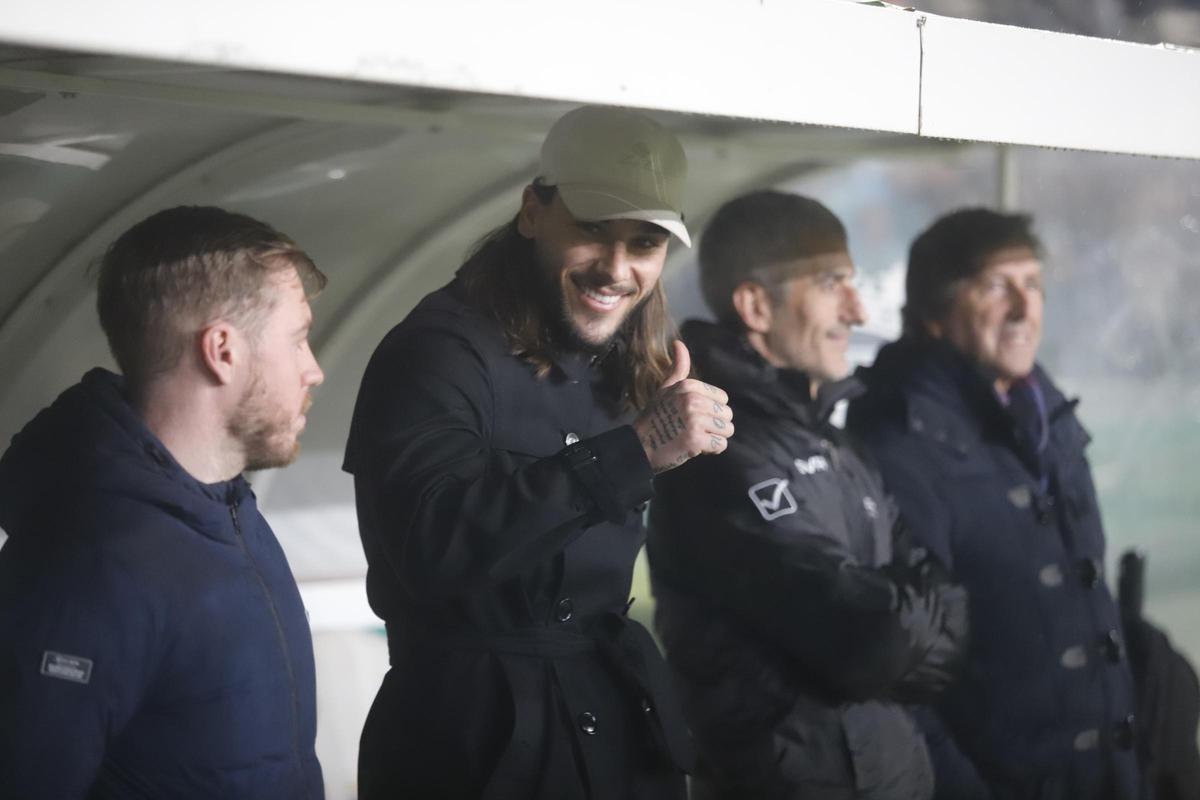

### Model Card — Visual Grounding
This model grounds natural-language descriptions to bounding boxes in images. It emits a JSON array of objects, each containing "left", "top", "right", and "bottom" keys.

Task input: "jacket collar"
[{"left": 861, "top": 338, "right": 1074, "bottom": 455}]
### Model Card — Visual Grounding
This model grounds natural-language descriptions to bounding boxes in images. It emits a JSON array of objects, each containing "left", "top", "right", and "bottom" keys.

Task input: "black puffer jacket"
[
  {"left": 647, "top": 321, "right": 968, "bottom": 800},
  {"left": 847, "top": 339, "right": 1142, "bottom": 800}
]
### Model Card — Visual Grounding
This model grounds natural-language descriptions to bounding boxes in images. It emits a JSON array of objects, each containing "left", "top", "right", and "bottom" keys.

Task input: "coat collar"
[{"left": 860, "top": 338, "right": 1076, "bottom": 456}]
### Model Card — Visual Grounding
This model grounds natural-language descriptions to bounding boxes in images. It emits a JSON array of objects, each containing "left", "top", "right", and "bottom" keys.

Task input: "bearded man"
[
  {"left": 343, "top": 105, "right": 732, "bottom": 799},
  {"left": 0, "top": 206, "right": 327, "bottom": 798}
]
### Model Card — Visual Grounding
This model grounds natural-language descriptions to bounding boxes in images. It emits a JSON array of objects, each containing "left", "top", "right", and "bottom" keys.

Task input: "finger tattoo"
[{"left": 713, "top": 417, "right": 726, "bottom": 429}]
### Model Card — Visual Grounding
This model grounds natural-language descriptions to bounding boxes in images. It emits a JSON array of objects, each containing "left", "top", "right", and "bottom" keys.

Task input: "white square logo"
[{"left": 748, "top": 478, "right": 798, "bottom": 521}]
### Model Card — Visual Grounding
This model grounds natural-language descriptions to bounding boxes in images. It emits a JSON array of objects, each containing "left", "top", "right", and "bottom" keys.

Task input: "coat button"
[
  {"left": 1113, "top": 715, "right": 1136, "bottom": 750},
  {"left": 555, "top": 597, "right": 574, "bottom": 623},
  {"left": 578, "top": 711, "right": 598, "bottom": 735},
  {"left": 1073, "top": 729, "right": 1100, "bottom": 751},
  {"left": 1100, "top": 629, "right": 1124, "bottom": 663},
  {"left": 1035, "top": 495, "right": 1056, "bottom": 524},
  {"left": 564, "top": 432, "right": 580, "bottom": 445},
  {"left": 1060, "top": 645, "right": 1088, "bottom": 669},
  {"left": 1038, "top": 564, "right": 1064, "bottom": 587},
  {"left": 641, "top": 697, "right": 654, "bottom": 715},
  {"left": 1078, "top": 557, "right": 1102, "bottom": 588}
]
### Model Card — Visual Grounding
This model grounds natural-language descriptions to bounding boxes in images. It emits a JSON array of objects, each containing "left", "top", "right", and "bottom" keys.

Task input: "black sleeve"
[
  {"left": 344, "top": 326, "right": 652, "bottom": 598},
  {"left": 884, "top": 518, "right": 969, "bottom": 703},
  {"left": 650, "top": 434, "right": 956, "bottom": 702}
]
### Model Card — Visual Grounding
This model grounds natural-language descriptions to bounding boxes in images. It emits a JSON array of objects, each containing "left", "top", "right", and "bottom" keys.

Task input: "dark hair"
[
  {"left": 699, "top": 190, "right": 847, "bottom": 324},
  {"left": 458, "top": 184, "right": 674, "bottom": 413},
  {"left": 903, "top": 207, "right": 1042, "bottom": 338},
  {"left": 96, "top": 205, "right": 326, "bottom": 391}
]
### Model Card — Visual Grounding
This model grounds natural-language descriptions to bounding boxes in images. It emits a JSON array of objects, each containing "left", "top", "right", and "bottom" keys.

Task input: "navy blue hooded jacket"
[{"left": 0, "top": 369, "right": 323, "bottom": 799}]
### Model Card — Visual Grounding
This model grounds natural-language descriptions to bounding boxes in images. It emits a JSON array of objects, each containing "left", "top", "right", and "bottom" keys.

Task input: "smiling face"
[
  {"left": 754, "top": 253, "right": 866, "bottom": 389},
  {"left": 928, "top": 247, "right": 1044, "bottom": 394},
  {"left": 518, "top": 188, "right": 670, "bottom": 352},
  {"left": 227, "top": 266, "right": 324, "bottom": 470}
]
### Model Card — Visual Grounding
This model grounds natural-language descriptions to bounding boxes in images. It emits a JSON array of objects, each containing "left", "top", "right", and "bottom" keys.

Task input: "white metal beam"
[
  {"left": 0, "top": 0, "right": 921, "bottom": 134},
  {"left": 919, "top": 14, "right": 1200, "bottom": 159}
]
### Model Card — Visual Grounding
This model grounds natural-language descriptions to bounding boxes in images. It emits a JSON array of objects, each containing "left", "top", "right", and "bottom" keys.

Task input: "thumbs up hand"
[{"left": 632, "top": 339, "right": 734, "bottom": 474}]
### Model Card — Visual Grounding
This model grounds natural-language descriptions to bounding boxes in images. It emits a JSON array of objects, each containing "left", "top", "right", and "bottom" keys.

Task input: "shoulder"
[
  {"left": 0, "top": 496, "right": 181, "bottom": 629},
  {"left": 371, "top": 284, "right": 505, "bottom": 368}
]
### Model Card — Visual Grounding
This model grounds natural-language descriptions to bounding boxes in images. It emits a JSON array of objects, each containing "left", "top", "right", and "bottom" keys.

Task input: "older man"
[
  {"left": 0, "top": 206, "right": 327, "bottom": 798},
  {"left": 343, "top": 106, "right": 732, "bottom": 799},
  {"left": 847, "top": 208, "right": 1141, "bottom": 799},
  {"left": 648, "top": 190, "right": 966, "bottom": 800}
]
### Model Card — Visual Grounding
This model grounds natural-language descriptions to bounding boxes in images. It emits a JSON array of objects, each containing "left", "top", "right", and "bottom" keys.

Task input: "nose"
[
  {"left": 305, "top": 348, "right": 325, "bottom": 388},
  {"left": 1006, "top": 282, "right": 1029, "bottom": 319},
  {"left": 596, "top": 243, "right": 633, "bottom": 284},
  {"left": 842, "top": 284, "right": 867, "bottom": 326}
]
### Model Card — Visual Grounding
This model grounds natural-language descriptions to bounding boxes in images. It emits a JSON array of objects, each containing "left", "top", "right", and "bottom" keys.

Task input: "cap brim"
[{"left": 558, "top": 185, "right": 691, "bottom": 248}]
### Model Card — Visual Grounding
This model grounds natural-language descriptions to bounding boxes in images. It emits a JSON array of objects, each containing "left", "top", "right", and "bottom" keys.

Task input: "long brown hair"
[{"left": 458, "top": 186, "right": 675, "bottom": 413}]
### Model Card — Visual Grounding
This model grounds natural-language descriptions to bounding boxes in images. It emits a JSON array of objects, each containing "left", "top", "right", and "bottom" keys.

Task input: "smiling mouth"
[
  {"left": 573, "top": 279, "right": 630, "bottom": 312},
  {"left": 999, "top": 328, "right": 1035, "bottom": 345}
]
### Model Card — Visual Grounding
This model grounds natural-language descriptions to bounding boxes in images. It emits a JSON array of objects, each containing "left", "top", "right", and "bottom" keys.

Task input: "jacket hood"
[
  {"left": 0, "top": 368, "right": 248, "bottom": 543},
  {"left": 679, "top": 319, "right": 863, "bottom": 428}
]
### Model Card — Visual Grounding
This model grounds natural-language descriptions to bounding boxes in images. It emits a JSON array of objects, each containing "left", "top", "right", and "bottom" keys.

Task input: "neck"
[
  {"left": 744, "top": 329, "right": 821, "bottom": 399},
  {"left": 134, "top": 375, "right": 244, "bottom": 483}
]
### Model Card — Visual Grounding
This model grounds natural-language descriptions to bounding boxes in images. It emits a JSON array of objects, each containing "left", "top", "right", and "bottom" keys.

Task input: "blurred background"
[{"left": 2, "top": 0, "right": 1199, "bottom": 796}]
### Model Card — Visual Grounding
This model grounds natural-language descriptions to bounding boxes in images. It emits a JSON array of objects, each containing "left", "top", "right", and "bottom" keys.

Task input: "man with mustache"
[
  {"left": 847, "top": 208, "right": 1143, "bottom": 798},
  {"left": 343, "top": 105, "right": 731, "bottom": 799},
  {"left": 647, "top": 190, "right": 966, "bottom": 799},
  {"left": 0, "top": 206, "right": 327, "bottom": 798}
]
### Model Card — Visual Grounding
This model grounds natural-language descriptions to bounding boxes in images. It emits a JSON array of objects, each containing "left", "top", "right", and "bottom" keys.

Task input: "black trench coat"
[{"left": 343, "top": 280, "right": 690, "bottom": 800}]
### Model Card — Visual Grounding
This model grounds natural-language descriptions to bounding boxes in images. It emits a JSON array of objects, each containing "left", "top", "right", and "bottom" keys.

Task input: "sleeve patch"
[
  {"left": 748, "top": 478, "right": 798, "bottom": 521},
  {"left": 41, "top": 651, "right": 93, "bottom": 684}
]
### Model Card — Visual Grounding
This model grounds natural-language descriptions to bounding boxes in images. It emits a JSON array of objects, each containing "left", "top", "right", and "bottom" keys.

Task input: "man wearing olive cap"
[{"left": 343, "top": 106, "right": 732, "bottom": 799}]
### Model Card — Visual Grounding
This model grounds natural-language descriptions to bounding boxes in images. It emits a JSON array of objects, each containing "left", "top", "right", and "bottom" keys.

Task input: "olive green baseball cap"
[{"left": 539, "top": 105, "right": 691, "bottom": 247}]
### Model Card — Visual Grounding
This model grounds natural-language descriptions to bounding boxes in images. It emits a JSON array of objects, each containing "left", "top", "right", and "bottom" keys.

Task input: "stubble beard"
[
  {"left": 533, "top": 254, "right": 642, "bottom": 357},
  {"left": 228, "top": 364, "right": 303, "bottom": 472}
]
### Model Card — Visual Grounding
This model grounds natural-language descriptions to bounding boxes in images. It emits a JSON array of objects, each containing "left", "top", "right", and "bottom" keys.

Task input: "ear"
[
  {"left": 731, "top": 281, "right": 775, "bottom": 335},
  {"left": 516, "top": 185, "right": 543, "bottom": 239},
  {"left": 196, "top": 321, "right": 240, "bottom": 386}
]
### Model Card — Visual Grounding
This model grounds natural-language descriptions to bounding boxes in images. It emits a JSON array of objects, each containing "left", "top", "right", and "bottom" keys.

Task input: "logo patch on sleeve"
[
  {"left": 41, "top": 651, "right": 93, "bottom": 684},
  {"left": 748, "top": 478, "right": 798, "bottom": 521}
]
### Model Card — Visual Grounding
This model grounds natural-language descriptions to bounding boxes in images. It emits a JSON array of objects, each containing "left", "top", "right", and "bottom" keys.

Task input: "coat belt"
[
  {"left": 385, "top": 621, "right": 595, "bottom": 660},
  {"left": 385, "top": 615, "right": 697, "bottom": 774}
]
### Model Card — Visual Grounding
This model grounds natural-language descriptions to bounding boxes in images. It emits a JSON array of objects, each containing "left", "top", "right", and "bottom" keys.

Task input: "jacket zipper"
[{"left": 229, "top": 502, "right": 310, "bottom": 799}]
